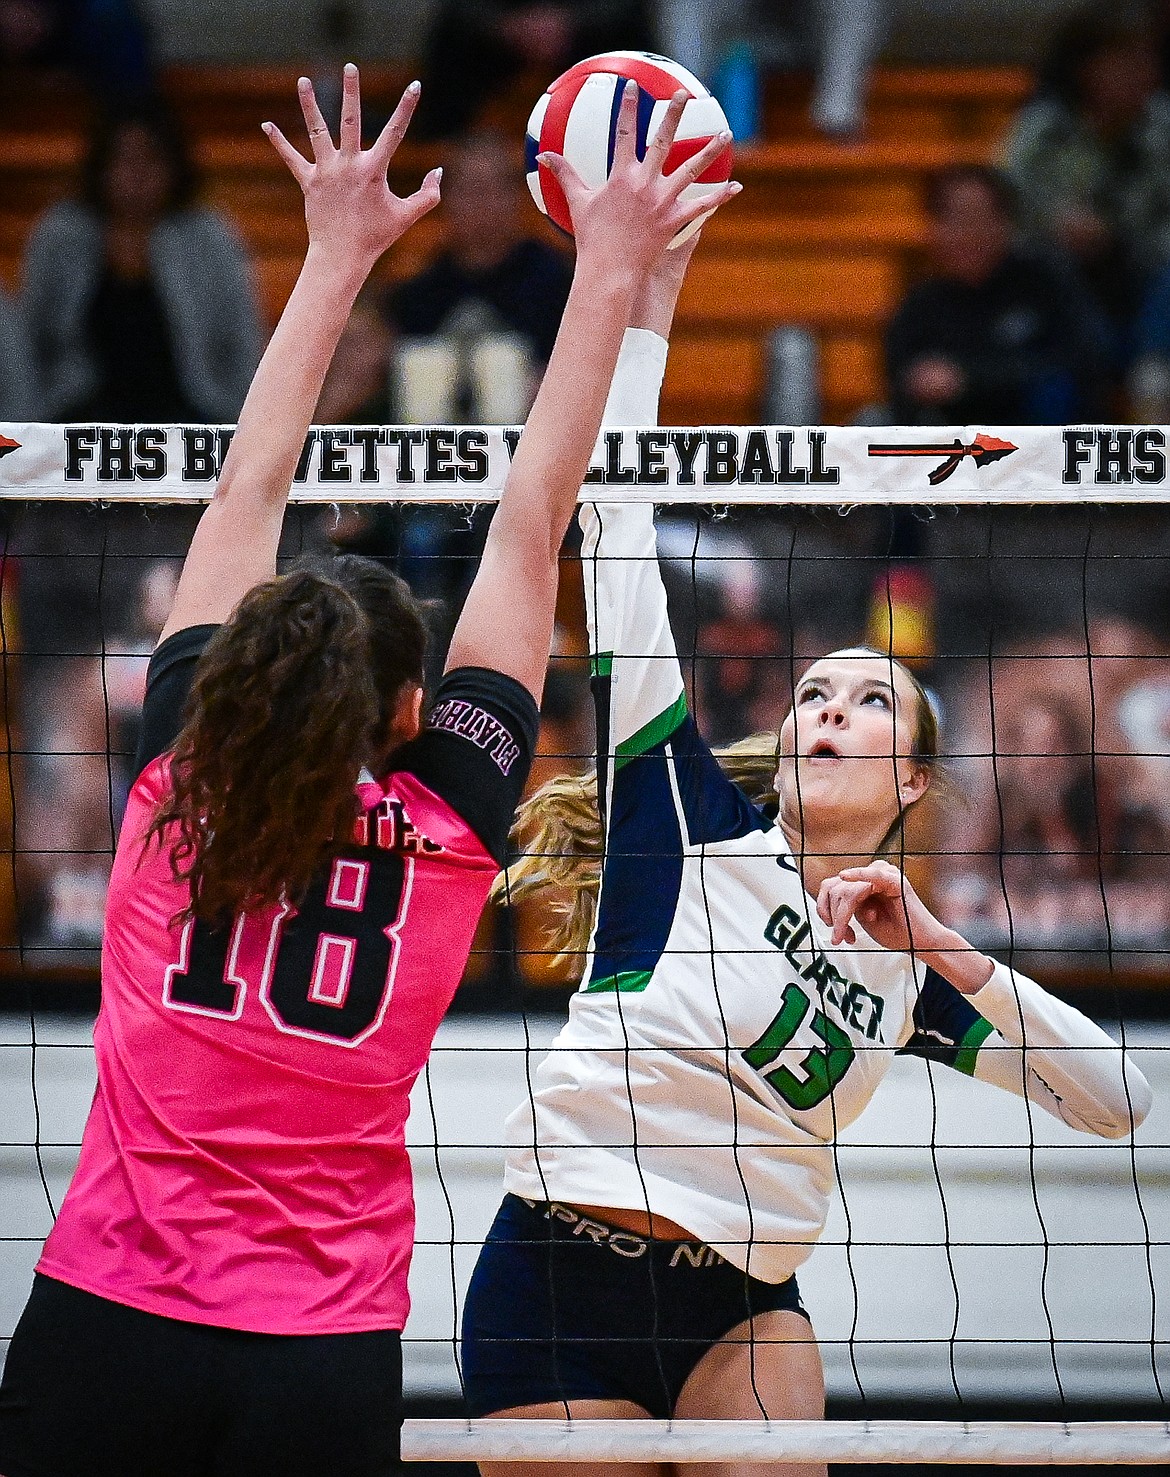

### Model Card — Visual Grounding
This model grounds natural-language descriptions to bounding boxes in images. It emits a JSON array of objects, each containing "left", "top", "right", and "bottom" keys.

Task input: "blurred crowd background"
[{"left": 2, "top": 0, "right": 1170, "bottom": 1003}]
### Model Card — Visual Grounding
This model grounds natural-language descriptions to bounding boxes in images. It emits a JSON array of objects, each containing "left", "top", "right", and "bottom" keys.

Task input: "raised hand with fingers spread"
[
  {"left": 160, "top": 65, "right": 440, "bottom": 642},
  {"left": 0, "top": 65, "right": 519, "bottom": 1477},
  {"left": 263, "top": 66, "right": 441, "bottom": 273},
  {"left": 540, "top": 83, "right": 739, "bottom": 274},
  {"left": 446, "top": 80, "right": 741, "bottom": 698}
]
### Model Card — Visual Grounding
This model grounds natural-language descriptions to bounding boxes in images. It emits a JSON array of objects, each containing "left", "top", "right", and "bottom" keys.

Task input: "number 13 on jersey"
[{"left": 162, "top": 853, "right": 411, "bottom": 1046}]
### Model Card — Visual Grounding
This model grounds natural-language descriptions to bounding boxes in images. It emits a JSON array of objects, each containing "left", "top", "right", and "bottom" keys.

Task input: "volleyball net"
[{"left": 0, "top": 421, "right": 1167, "bottom": 1464}]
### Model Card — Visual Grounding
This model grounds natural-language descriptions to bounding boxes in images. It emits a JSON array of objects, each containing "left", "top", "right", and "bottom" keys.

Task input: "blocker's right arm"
[
  {"left": 583, "top": 244, "right": 695, "bottom": 796},
  {"left": 581, "top": 336, "right": 686, "bottom": 780},
  {"left": 444, "top": 85, "right": 738, "bottom": 701}
]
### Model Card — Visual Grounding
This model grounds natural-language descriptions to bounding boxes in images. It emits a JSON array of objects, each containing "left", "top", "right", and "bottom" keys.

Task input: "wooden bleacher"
[{"left": 0, "top": 61, "right": 1031, "bottom": 425}]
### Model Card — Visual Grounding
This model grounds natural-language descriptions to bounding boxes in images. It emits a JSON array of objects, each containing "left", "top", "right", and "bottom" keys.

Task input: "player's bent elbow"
[
  {"left": 1118, "top": 1067, "right": 1154, "bottom": 1134},
  {"left": 1071, "top": 1072, "right": 1153, "bottom": 1139}
]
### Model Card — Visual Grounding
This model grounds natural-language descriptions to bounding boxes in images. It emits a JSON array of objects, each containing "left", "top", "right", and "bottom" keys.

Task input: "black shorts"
[
  {"left": 460, "top": 1194, "right": 810, "bottom": 1420},
  {"left": 0, "top": 1275, "right": 402, "bottom": 1477}
]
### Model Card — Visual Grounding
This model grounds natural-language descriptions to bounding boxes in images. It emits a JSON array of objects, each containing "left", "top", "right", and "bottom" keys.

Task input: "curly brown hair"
[{"left": 148, "top": 556, "right": 427, "bottom": 926}]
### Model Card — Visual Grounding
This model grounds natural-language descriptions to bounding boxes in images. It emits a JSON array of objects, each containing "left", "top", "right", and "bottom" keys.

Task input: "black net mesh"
[{"left": 0, "top": 497, "right": 1165, "bottom": 1427}]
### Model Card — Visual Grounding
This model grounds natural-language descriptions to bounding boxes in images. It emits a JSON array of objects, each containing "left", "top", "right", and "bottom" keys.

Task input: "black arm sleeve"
[
  {"left": 397, "top": 666, "right": 539, "bottom": 866},
  {"left": 132, "top": 625, "right": 220, "bottom": 779}
]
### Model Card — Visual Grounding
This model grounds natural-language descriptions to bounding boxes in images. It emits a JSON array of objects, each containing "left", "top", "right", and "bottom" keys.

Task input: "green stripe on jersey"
[
  {"left": 613, "top": 691, "right": 688, "bottom": 770},
  {"left": 591, "top": 651, "right": 613, "bottom": 678},
  {"left": 584, "top": 968, "right": 654, "bottom": 995},
  {"left": 954, "top": 1016, "right": 995, "bottom": 1076}
]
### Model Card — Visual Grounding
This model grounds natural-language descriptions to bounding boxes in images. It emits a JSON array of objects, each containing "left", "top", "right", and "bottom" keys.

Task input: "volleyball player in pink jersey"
[{"left": 0, "top": 69, "right": 739, "bottom": 1477}]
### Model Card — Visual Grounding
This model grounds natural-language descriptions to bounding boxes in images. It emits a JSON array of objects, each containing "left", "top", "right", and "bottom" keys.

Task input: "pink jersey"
[{"left": 39, "top": 626, "right": 537, "bottom": 1335}]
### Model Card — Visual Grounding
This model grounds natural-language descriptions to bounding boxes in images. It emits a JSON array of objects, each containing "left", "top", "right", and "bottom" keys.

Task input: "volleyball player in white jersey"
[{"left": 460, "top": 243, "right": 1155, "bottom": 1477}]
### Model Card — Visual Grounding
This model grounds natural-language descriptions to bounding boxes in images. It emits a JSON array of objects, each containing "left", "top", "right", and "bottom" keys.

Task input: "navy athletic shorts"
[
  {"left": 460, "top": 1194, "right": 809, "bottom": 1420},
  {"left": 0, "top": 1274, "right": 402, "bottom": 1477}
]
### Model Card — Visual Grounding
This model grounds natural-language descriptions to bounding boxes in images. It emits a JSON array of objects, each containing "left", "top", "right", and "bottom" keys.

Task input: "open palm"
[{"left": 264, "top": 65, "right": 441, "bottom": 270}]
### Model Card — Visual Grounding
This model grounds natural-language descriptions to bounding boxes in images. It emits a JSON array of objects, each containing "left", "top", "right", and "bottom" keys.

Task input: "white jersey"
[{"left": 503, "top": 330, "right": 1152, "bottom": 1285}]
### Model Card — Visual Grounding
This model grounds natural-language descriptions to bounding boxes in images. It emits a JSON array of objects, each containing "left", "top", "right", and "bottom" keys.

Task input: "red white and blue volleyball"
[{"left": 525, "top": 51, "right": 734, "bottom": 247}]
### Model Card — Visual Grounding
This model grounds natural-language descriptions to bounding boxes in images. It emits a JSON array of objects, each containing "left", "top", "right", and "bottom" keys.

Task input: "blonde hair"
[
  {"left": 494, "top": 650, "right": 946, "bottom": 969},
  {"left": 492, "top": 734, "right": 779, "bottom": 965}
]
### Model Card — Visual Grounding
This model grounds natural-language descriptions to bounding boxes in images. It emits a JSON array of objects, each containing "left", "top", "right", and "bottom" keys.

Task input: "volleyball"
[{"left": 525, "top": 51, "right": 734, "bottom": 247}]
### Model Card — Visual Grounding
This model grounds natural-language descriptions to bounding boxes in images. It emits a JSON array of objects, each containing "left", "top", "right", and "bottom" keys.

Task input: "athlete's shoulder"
[
  {"left": 390, "top": 666, "right": 539, "bottom": 868},
  {"left": 134, "top": 624, "right": 220, "bottom": 780},
  {"left": 648, "top": 711, "right": 772, "bottom": 851}
]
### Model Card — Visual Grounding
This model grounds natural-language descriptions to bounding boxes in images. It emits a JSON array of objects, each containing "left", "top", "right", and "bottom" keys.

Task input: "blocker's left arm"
[
  {"left": 159, "top": 67, "right": 440, "bottom": 644},
  {"left": 583, "top": 244, "right": 715, "bottom": 802}
]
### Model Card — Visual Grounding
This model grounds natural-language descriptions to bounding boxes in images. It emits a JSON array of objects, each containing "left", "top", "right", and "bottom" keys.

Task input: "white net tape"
[
  {"left": 401, "top": 1417, "right": 1170, "bottom": 1464},
  {"left": 1, "top": 421, "right": 1169, "bottom": 503}
]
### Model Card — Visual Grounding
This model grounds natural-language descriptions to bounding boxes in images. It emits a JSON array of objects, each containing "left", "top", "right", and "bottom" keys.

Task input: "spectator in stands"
[
  {"left": 936, "top": 620, "right": 1170, "bottom": 952},
  {"left": 0, "top": 0, "right": 153, "bottom": 101},
  {"left": 1152, "top": 0, "right": 1170, "bottom": 94},
  {"left": 1126, "top": 254, "right": 1170, "bottom": 417},
  {"left": 662, "top": 0, "right": 887, "bottom": 138},
  {"left": 365, "top": 134, "right": 576, "bottom": 640},
  {"left": 799, "top": 0, "right": 888, "bottom": 138},
  {"left": 385, "top": 130, "right": 572, "bottom": 424},
  {"left": 0, "top": 286, "right": 39, "bottom": 418},
  {"left": 0, "top": 1, "right": 59, "bottom": 71},
  {"left": 993, "top": 695, "right": 1122, "bottom": 883},
  {"left": 1118, "top": 665, "right": 1170, "bottom": 833},
  {"left": 22, "top": 104, "right": 261, "bottom": 423},
  {"left": 1003, "top": 6, "right": 1170, "bottom": 333},
  {"left": 413, "top": 0, "right": 652, "bottom": 139},
  {"left": 21, "top": 650, "right": 113, "bottom": 952},
  {"left": 695, "top": 569, "right": 786, "bottom": 745},
  {"left": 19, "top": 556, "right": 176, "bottom": 954},
  {"left": 314, "top": 289, "right": 403, "bottom": 597},
  {"left": 885, "top": 165, "right": 1112, "bottom": 425}
]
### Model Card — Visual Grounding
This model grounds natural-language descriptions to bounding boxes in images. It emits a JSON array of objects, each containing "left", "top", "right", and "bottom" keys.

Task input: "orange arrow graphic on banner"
[
  {"left": 0, "top": 435, "right": 20, "bottom": 461},
  {"left": 867, "top": 433, "right": 1018, "bottom": 485}
]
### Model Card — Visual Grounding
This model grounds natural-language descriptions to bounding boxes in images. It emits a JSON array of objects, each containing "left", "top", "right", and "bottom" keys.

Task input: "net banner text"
[{"left": 1, "top": 423, "right": 1166, "bottom": 504}]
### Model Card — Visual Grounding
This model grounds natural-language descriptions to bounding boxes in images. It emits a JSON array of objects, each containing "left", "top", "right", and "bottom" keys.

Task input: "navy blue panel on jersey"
[
  {"left": 899, "top": 966, "right": 995, "bottom": 1074},
  {"left": 669, "top": 712, "right": 771, "bottom": 847},
  {"left": 586, "top": 693, "right": 768, "bottom": 994},
  {"left": 591, "top": 671, "right": 613, "bottom": 835},
  {"left": 587, "top": 738, "right": 684, "bottom": 991},
  {"left": 587, "top": 672, "right": 683, "bottom": 993}
]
